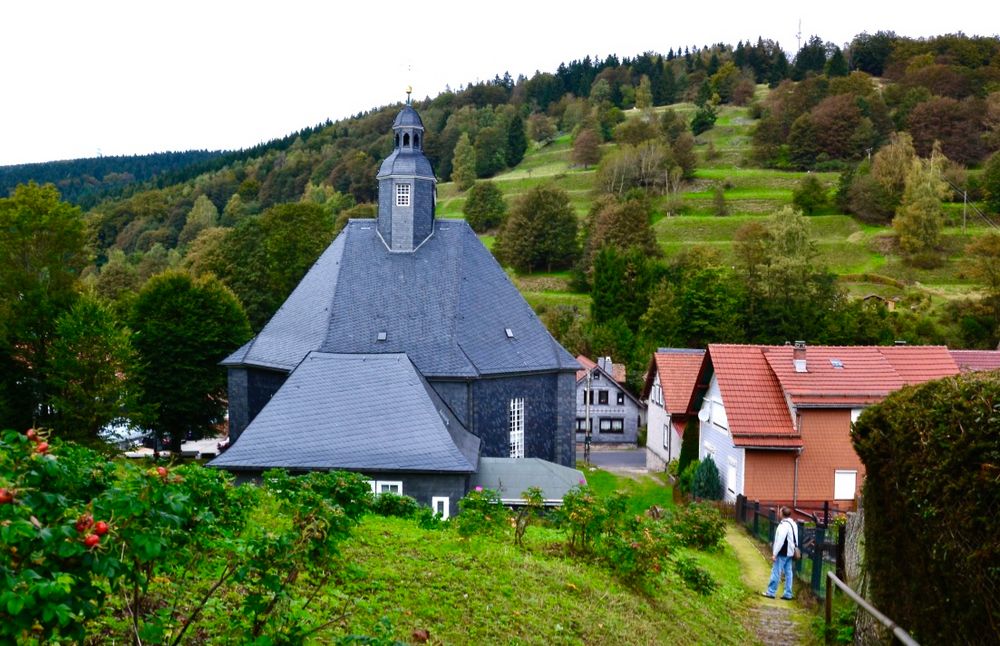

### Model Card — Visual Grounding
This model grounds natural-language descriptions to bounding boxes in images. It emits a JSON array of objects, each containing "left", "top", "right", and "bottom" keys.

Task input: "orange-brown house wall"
[
  {"left": 797, "top": 409, "right": 865, "bottom": 503},
  {"left": 744, "top": 451, "right": 796, "bottom": 501}
]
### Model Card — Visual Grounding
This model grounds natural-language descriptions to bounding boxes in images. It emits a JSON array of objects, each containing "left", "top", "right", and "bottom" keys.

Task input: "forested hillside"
[
  {"left": 0, "top": 150, "right": 223, "bottom": 207},
  {"left": 4, "top": 30, "right": 1000, "bottom": 439}
]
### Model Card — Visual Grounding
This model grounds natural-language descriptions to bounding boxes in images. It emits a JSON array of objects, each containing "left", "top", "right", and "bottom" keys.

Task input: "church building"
[{"left": 210, "top": 100, "right": 581, "bottom": 515}]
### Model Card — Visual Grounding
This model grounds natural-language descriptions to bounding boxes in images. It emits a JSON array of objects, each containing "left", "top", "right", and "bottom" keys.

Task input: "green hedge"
[{"left": 851, "top": 371, "right": 1000, "bottom": 644}]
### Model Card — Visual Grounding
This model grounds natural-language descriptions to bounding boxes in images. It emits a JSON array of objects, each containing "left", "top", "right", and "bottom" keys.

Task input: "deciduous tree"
[
  {"left": 571, "top": 128, "right": 602, "bottom": 168},
  {"left": 893, "top": 149, "right": 949, "bottom": 265},
  {"left": 0, "top": 182, "right": 87, "bottom": 430},
  {"left": 129, "top": 271, "right": 251, "bottom": 453},
  {"left": 45, "top": 294, "right": 139, "bottom": 443},
  {"left": 493, "top": 184, "right": 578, "bottom": 272},
  {"left": 451, "top": 132, "right": 477, "bottom": 191}
]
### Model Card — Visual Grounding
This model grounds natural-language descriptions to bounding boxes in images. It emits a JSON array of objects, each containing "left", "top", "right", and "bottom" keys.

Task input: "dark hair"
[{"left": 780, "top": 506, "right": 792, "bottom": 518}]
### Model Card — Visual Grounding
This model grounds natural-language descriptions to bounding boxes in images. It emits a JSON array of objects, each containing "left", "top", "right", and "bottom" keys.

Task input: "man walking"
[{"left": 763, "top": 506, "right": 798, "bottom": 600}]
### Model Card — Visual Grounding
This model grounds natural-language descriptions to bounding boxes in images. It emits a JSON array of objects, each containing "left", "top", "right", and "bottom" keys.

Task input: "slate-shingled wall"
[
  {"left": 468, "top": 372, "right": 575, "bottom": 467},
  {"left": 228, "top": 367, "right": 288, "bottom": 443}
]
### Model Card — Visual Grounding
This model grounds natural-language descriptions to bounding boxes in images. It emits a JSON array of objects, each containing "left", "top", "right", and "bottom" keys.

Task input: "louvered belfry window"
[{"left": 395, "top": 183, "right": 410, "bottom": 207}]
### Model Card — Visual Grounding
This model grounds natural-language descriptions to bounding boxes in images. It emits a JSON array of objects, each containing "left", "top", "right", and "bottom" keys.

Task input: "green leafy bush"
[
  {"left": 455, "top": 487, "right": 509, "bottom": 538},
  {"left": 851, "top": 372, "right": 1000, "bottom": 645},
  {"left": 672, "top": 555, "right": 718, "bottom": 595},
  {"left": 370, "top": 492, "right": 421, "bottom": 518},
  {"left": 691, "top": 458, "right": 723, "bottom": 500},
  {"left": 666, "top": 502, "right": 727, "bottom": 550},
  {"left": 0, "top": 430, "right": 370, "bottom": 644}
]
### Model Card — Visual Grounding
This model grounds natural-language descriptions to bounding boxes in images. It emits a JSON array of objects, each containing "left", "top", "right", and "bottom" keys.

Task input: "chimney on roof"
[
  {"left": 793, "top": 340, "right": 807, "bottom": 373},
  {"left": 598, "top": 356, "right": 611, "bottom": 371}
]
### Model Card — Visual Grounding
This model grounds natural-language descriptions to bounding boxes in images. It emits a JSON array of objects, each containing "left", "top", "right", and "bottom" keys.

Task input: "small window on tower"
[
  {"left": 396, "top": 183, "right": 410, "bottom": 207},
  {"left": 414, "top": 134, "right": 420, "bottom": 147},
  {"left": 403, "top": 133, "right": 410, "bottom": 146}
]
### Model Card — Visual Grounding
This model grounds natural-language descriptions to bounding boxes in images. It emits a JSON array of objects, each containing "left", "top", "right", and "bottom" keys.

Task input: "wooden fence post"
[
  {"left": 753, "top": 500, "right": 760, "bottom": 536},
  {"left": 836, "top": 523, "right": 846, "bottom": 582}
]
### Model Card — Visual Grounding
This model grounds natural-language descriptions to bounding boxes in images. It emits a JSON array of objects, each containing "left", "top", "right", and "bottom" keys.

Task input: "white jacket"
[{"left": 772, "top": 519, "right": 798, "bottom": 557}]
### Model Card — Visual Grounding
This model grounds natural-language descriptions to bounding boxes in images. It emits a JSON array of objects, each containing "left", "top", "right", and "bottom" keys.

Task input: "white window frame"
[
  {"left": 727, "top": 456, "right": 738, "bottom": 494},
  {"left": 662, "top": 420, "right": 671, "bottom": 450},
  {"left": 616, "top": 391, "right": 625, "bottom": 406},
  {"left": 431, "top": 496, "right": 450, "bottom": 520},
  {"left": 395, "top": 183, "right": 411, "bottom": 207},
  {"left": 509, "top": 397, "right": 524, "bottom": 458},
  {"left": 375, "top": 480, "right": 403, "bottom": 495},
  {"left": 834, "top": 470, "right": 857, "bottom": 501}
]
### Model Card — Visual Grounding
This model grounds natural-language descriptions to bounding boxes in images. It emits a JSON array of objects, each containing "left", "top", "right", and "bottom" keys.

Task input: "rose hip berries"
[
  {"left": 94, "top": 521, "right": 109, "bottom": 536},
  {"left": 0, "top": 488, "right": 13, "bottom": 504},
  {"left": 84, "top": 534, "right": 100, "bottom": 549}
]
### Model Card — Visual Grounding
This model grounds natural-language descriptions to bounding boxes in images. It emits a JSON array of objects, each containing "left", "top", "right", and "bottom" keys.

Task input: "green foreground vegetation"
[
  {"left": 0, "top": 430, "right": 756, "bottom": 645},
  {"left": 337, "top": 514, "right": 751, "bottom": 645}
]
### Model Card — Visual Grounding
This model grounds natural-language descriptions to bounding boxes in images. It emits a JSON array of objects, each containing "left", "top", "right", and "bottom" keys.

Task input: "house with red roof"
[
  {"left": 691, "top": 342, "right": 960, "bottom": 510},
  {"left": 641, "top": 348, "right": 706, "bottom": 470}
]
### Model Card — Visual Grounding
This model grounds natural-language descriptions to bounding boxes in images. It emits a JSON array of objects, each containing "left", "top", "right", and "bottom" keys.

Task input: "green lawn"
[{"left": 331, "top": 470, "right": 756, "bottom": 645}]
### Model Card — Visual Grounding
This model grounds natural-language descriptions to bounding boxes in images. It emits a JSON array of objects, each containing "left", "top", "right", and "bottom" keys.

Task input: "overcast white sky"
[{"left": 1, "top": 0, "right": 994, "bottom": 166}]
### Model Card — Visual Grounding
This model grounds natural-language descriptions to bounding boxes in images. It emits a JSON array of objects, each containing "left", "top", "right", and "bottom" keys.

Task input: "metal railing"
[{"left": 825, "top": 572, "right": 919, "bottom": 645}]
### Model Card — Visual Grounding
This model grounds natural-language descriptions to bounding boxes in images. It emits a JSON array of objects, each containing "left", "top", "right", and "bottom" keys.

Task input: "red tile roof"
[
  {"left": 643, "top": 349, "right": 706, "bottom": 414},
  {"left": 950, "top": 350, "right": 1000, "bottom": 373},
  {"left": 709, "top": 345, "right": 796, "bottom": 442},
  {"left": 575, "top": 355, "right": 627, "bottom": 384},
  {"left": 707, "top": 344, "right": 959, "bottom": 448},
  {"left": 878, "top": 345, "right": 960, "bottom": 384},
  {"left": 575, "top": 355, "right": 596, "bottom": 382}
]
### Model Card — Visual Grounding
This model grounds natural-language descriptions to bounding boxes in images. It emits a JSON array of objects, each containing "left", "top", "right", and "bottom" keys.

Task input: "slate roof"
[
  {"left": 642, "top": 348, "right": 706, "bottom": 414},
  {"left": 470, "top": 458, "right": 586, "bottom": 504},
  {"left": 949, "top": 349, "right": 1000, "bottom": 373},
  {"left": 210, "top": 352, "right": 479, "bottom": 472},
  {"left": 223, "top": 220, "right": 579, "bottom": 378},
  {"left": 377, "top": 148, "right": 434, "bottom": 178},
  {"left": 392, "top": 105, "right": 424, "bottom": 129},
  {"left": 706, "top": 344, "right": 960, "bottom": 448}
]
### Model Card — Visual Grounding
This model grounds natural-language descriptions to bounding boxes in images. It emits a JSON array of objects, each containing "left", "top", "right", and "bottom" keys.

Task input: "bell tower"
[{"left": 376, "top": 90, "right": 436, "bottom": 252}]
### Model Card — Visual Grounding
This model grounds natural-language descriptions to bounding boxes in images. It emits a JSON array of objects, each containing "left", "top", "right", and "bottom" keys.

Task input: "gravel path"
[{"left": 725, "top": 525, "right": 813, "bottom": 645}]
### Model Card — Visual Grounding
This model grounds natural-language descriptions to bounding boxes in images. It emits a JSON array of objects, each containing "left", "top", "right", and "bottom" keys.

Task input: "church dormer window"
[
  {"left": 403, "top": 133, "right": 410, "bottom": 147},
  {"left": 414, "top": 134, "right": 420, "bottom": 148},
  {"left": 395, "top": 134, "right": 399, "bottom": 147},
  {"left": 395, "top": 183, "right": 411, "bottom": 207}
]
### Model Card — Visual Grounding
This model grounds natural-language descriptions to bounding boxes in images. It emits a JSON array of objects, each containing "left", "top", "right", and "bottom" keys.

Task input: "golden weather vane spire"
[{"left": 406, "top": 85, "right": 413, "bottom": 105}]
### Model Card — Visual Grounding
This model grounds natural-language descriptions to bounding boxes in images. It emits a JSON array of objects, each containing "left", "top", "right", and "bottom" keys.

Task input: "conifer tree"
[{"left": 505, "top": 114, "right": 527, "bottom": 167}]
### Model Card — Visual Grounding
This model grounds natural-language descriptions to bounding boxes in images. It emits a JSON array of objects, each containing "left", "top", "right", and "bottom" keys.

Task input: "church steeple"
[{"left": 376, "top": 97, "right": 436, "bottom": 252}]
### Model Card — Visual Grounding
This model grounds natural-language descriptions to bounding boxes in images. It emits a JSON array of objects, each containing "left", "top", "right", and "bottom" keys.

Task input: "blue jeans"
[{"left": 766, "top": 555, "right": 794, "bottom": 598}]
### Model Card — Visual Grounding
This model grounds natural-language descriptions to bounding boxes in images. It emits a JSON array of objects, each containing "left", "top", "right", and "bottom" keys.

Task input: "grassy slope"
[
  {"left": 334, "top": 474, "right": 755, "bottom": 645},
  {"left": 436, "top": 89, "right": 991, "bottom": 311}
]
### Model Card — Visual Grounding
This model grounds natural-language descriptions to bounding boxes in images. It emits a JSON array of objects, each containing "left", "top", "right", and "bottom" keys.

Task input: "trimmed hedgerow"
[{"left": 851, "top": 371, "right": 1000, "bottom": 645}]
